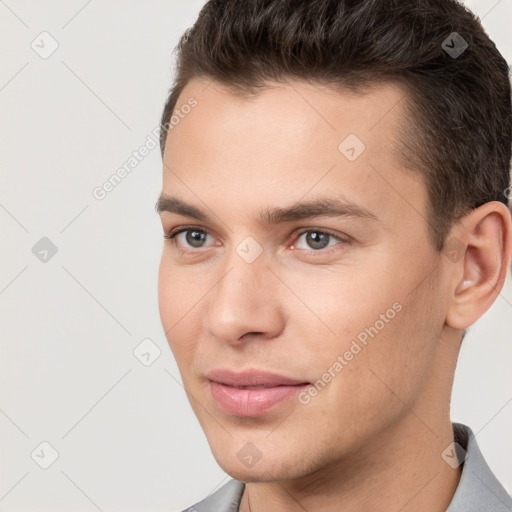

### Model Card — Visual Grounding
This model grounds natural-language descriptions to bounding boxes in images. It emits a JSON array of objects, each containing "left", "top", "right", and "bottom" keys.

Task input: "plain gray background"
[{"left": 1, "top": 1, "right": 511, "bottom": 511}]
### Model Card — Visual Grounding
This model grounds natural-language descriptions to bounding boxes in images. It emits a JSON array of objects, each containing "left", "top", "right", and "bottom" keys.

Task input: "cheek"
[
  {"left": 157, "top": 258, "right": 175, "bottom": 332},
  {"left": 158, "top": 260, "right": 198, "bottom": 362},
  {"left": 158, "top": 256, "right": 199, "bottom": 329},
  {"left": 306, "top": 262, "right": 440, "bottom": 395},
  {"left": 329, "top": 279, "right": 442, "bottom": 411},
  {"left": 280, "top": 265, "right": 397, "bottom": 350}
]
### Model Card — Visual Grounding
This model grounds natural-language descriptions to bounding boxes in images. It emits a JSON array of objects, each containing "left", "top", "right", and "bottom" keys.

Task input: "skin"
[{"left": 157, "top": 78, "right": 512, "bottom": 512}]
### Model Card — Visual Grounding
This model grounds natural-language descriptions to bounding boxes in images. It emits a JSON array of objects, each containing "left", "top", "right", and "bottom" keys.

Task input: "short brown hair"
[{"left": 159, "top": 0, "right": 511, "bottom": 251}]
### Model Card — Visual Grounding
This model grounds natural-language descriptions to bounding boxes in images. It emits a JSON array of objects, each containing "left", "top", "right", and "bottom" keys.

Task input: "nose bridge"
[
  {"left": 213, "top": 249, "right": 270, "bottom": 315},
  {"left": 217, "top": 234, "right": 272, "bottom": 300},
  {"left": 203, "top": 245, "right": 283, "bottom": 342}
]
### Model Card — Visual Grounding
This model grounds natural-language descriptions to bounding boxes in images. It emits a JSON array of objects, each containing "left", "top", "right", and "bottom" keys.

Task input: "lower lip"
[{"left": 209, "top": 381, "right": 308, "bottom": 417}]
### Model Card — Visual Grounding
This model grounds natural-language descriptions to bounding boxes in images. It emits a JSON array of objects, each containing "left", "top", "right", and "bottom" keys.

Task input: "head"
[{"left": 156, "top": 0, "right": 512, "bottom": 483}]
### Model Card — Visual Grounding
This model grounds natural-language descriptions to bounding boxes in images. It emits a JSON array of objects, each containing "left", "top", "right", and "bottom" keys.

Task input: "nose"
[{"left": 202, "top": 255, "right": 285, "bottom": 346}]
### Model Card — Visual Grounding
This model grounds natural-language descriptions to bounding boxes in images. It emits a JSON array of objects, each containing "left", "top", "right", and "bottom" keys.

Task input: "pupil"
[
  {"left": 186, "top": 230, "right": 206, "bottom": 247},
  {"left": 307, "top": 231, "right": 329, "bottom": 250}
]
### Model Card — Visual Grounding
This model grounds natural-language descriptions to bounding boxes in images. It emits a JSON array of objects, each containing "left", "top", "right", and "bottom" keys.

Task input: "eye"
[
  {"left": 163, "top": 226, "right": 347, "bottom": 255},
  {"left": 292, "top": 229, "right": 344, "bottom": 251},
  {"left": 164, "top": 227, "right": 215, "bottom": 249}
]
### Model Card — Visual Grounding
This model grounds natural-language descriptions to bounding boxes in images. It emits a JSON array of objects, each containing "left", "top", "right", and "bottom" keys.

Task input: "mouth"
[
  {"left": 206, "top": 368, "right": 309, "bottom": 387},
  {"left": 206, "top": 368, "right": 310, "bottom": 417}
]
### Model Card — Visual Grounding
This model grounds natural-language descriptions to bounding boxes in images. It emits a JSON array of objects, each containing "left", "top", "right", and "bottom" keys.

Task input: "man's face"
[{"left": 158, "top": 79, "right": 451, "bottom": 482}]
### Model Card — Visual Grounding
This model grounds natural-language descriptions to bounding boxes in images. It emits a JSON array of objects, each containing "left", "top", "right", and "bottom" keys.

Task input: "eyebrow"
[{"left": 155, "top": 193, "right": 380, "bottom": 225}]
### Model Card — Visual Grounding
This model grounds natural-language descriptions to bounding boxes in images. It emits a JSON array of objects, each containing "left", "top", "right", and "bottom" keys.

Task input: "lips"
[
  {"left": 206, "top": 368, "right": 310, "bottom": 416},
  {"left": 206, "top": 368, "right": 308, "bottom": 387}
]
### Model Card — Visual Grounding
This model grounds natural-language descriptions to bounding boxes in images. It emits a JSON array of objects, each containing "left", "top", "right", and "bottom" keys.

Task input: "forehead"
[
  {"left": 161, "top": 78, "right": 426, "bottom": 232},
  {"left": 166, "top": 77, "right": 409, "bottom": 147}
]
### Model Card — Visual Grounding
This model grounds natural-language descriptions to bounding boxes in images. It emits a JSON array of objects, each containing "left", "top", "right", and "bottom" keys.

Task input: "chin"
[
  {"left": 209, "top": 440, "right": 320, "bottom": 483},
  {"left": 217, "top": 460, "right": 303, "bottom": 484}
]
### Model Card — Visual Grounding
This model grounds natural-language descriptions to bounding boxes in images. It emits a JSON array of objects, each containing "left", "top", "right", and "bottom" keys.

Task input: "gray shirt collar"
[
  {"left": 185, "top": 423, "right": 511, "bottom": 512},
  {"left": 446, "top": 422, "right": 511, "bottom": 511}
]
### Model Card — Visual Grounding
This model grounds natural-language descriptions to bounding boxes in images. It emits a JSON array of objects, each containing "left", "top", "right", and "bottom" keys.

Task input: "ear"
[{"left": 445, "top": 201, "right": 512, "bottom": 330}]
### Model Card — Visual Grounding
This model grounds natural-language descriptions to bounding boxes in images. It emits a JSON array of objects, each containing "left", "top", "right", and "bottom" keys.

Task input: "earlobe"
[{"left": 445, "top": 201, "right": 512, "bottom": 331}]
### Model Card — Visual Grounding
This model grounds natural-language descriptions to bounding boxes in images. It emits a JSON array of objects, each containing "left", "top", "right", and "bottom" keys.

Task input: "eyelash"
[{"left": 163, "top": 225, "right": 348, "bottom": 256}]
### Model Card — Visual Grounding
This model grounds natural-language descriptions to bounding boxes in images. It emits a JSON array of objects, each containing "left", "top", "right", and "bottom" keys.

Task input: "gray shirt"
[{"left": 181, "top": 423, "right": 511, "bottom": 511}]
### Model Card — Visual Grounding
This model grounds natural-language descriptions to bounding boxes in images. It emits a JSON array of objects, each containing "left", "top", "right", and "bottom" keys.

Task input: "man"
[{"left": 156, "top": 0, "right": 512, "bottom": 510}]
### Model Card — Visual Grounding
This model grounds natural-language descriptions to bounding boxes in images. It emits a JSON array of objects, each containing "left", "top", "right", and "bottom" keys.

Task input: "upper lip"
[{"left": 206, "top": 368, "right": 309, "bottom": 387}]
